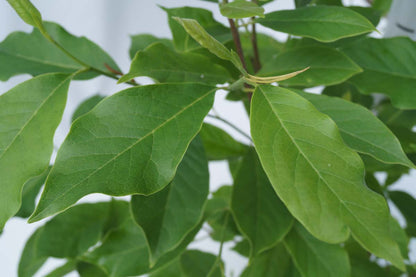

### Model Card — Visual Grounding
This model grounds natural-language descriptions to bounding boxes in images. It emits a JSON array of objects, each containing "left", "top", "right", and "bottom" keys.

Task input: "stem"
[
  {"left": 208, "top": 213, "right": 229, "bottom": 277},
  {"left": 250, "top": 0, "right": 261, "bottom": 73},
  {"left": 207, "top": 114, "right": 252, "bottom": 142}
]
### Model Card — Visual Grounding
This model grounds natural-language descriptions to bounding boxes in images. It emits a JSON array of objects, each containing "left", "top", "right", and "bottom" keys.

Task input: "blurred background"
[{"left": 0, "top": 0, "right": 415, "bottom": 276}]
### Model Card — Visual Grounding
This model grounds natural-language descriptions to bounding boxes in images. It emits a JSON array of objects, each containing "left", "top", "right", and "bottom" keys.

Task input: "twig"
[{"left": 250, "top": 0, "right": 261, "bottom": 73}]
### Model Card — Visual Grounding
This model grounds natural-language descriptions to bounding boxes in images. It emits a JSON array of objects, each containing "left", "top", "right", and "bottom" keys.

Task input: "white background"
[{"left": 1, "top": 0, "right": 415, "bottom": 276}]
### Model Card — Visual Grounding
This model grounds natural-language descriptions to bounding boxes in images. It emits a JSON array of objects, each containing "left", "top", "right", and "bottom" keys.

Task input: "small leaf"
[
  {"left": 284, "top": 223, "right": 350, "bottom": 277},
  {"left": 180, "top": 250, "right": 222, "bottom": 277},
  {"left": 231, "top": 148, "right": 293, "bottom": 257},
  {"left": 220, "top": 0, "right": 265, "bottom": 19},
  {"left": 199, "top": 123, "right": 248, "bottom": 161},
  {"left": 71, "top": 95, "right": 104, "bottom": 123},
  {"left": 120, "top": 43, "right": 232, "bottom": 85},
  {"left": 242, "top": 243, "right": 301, "bottom": 277},
  {"left": 342, "top": 37, "right": 416, "bottom": 109},
  {"left": 131, "top": 137, "right": 209, "bottom": 265},
  {"left": 372, "top": 0, "right": 392, "bottom": 15},
  {"left": 259, "top": 46, "right": 362, "bottom": 87},
  {"left": 6, "top": 0, "right": 45, "bottom": 33},
  {"left": 389, "top": 191, "right": 416, "bottom": 237},
  {"left": 295, "top": 91, "right": 414, "bottom": 168},
  {"left": 0, "top": 22, "right": 120, "bottom": 81},
  {"left": 250, "top": 85, "right": 404, "bottom": 270},
  {"left": 257, "top": 6, "right": 376, "bottom": 42},
  {"left": 30, "top": 83, "right": 215, "bottom": 222},
  {"left": 0, "top": 73, "right": 70, "bottom": 229},
  {"left": 129, "top": 34, "right": 173, "bottom": 59}
]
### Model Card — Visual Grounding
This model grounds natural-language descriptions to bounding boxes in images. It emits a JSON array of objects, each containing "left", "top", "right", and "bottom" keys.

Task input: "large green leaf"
[
  {"left": 220, "top": 0, "right": 265, "bottom": 19},
  {"left": 15, "top": 167, "right": 50, "bottom": 218},
  {"left": 241, "top": 243, "right": 301, "bottom": 277},
  {"left": 259, "top": 46, "right": 362, "bottom": 87},
  {"left": 231, "top": 148, "right": 293, "bottom": 257},
  {"left": 162, "top": 6, "right": 231, "bottom": 52},
  {"left": 131, "top": 137, "right": 209, "bottom": 265},
  {"left": 199, "top": 123, "right": 248, "bottom": 161},
  {"left": 284, "top": 223, "right": 350, "bottom": 277},
  {"left": 295, "top": 91, "right": 413, "bottom": 168},
  {"left": 257, "top": 6, "right": 375, "bottom": 42},
  {"left": 250, "top": 85, "right": 404, "bottom": 270},
  {"left": 0, "top": 22, "right": 120, "bottom": 81},
  {"left": 30, "top": 83, "right": 215, "bottom": 222},
  {"left": 342, "top": 37, "right": 416, "bottom": 109},
  {"left": 19, "top": 201, "right": 128, "bottom": 277},
  {"left": 129, "top": 34, "right": 173, "bottom": 59},
  {"left": 0, "top": 73, "right": 70, "bottom": 229},
  {"left": 180, "top": 250, "right": 222, "bottom": 277},
  {"left": 120, "top": 43, "right": 232, "bottom": 85}
]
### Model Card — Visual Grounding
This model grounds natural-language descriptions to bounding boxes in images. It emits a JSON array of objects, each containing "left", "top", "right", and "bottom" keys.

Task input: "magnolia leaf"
[
  {"left": 295, "top": 90, "right": 413, "bottom": 168},
  {"left": 342, "top": 37, "right": 416, "bottom": 109},
  {"left": 131, "top": 137, "right": 209, "bottom": 265},
  {"left": 257, "top": 6, "right": 376, "bottom": 42},
  {"left": 0, "top": 73, "right": 71, "bottom": 229},
  {"left": 129, "top": 34, "right": 173, "bottom": 59},
  {"left": 199, "top": 123, "right": 248, "bottom": 161},
  {"left": 250, "top": 85, "right": 404, "bottom": 270},
  {"left": 284, "top": 223, "right": 350, "bottom": 277},
  {"left": 180, "top": 250, "right": 222, "bottom": 277},
  {"left": 71, "top": 95, "right": 105, "bottom": 123},
  {"left": 258, "top": 46, "right": 362, "bottom": 87},
  {"left": 231, "top": 148, "right": 293, "bottom": 257},
  {"left": 6, "top": 0, "right": 46, "bottom": 34},
  {"left": 120, "top": 43, "right": 232, "bottom": 85},
  {"left": 0, "top": 22, "right": 120, "bottom": 81},
  {"left": 29, "top": 83, "right": 215, "bottom": 222},
  {"left": 220, "top": 1, "right": 265, "bottom": 19}
]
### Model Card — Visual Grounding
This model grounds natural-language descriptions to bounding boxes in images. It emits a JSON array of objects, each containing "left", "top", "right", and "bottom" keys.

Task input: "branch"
[{"left": 251, "top": 0, "right": 261, "bottom": 73}]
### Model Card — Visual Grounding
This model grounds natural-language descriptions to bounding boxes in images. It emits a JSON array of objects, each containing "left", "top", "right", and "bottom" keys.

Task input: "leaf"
[
  {"left": 250, "top": 85, "right": 404, "bottom": 270},
  {"left": 220, "top": 0, "right": 265, "bottom": 19},
  {"left": 322, "top": 82, "right": 373, "bottom": 109},
  {"left": 231, "top": 148, "right": 293, "bottom": 257},
  {"left": 29, "top": 83, "right": 215, "bottom": 222},
  {"left": 199, "top": 123, "right": 248, "bottom": 161},
  {"left": 284, "top": 223, "right": 350, "bottom": 277},
  {"left": 77, "top": 262, "right": 108, "bottom": 277},
  {"left": 258, "top": 46, "right": 362, "bottom": 87},
  {"left": 389, "top": 191, "right": 416, "bottom": 237},
  {"left": 19, "top": 201, "right": 128, "bottom": 277},
  {"left": 162, "top": 6, "right": 231, "bottom": 52},
  {"left": 150, "top": 258, "right": 182, "bottom": 277},
  {"left": 44, "top": 260, "right": 77, "bottom": 277},
  {"left": 377, "top": 101, "right": 416, "bottom": 129},
  {"left": 0, "top": 73, "right": 70, "bottom": 229},
  {"left": 15, "top": 167, "right": 50, "bottom": 218},
  {"left": 180, "top": 250, "right": 222, "bottom": 277},
  {"left": 242, "top": 243, "right": 301, "bottom": 277},
  {"left": 71, "top": 95, "right": 104, "bottom": 123},
  {"left": 342, "top": 37, "right": 416, "bottom": 109},
  {"left": 6, "top": 0, "right": 45, "bottom": 33},
  {"left": 131, "top": 137, "right": 209, "bottom": 265},
  {"left": 129, "top": 34, "right": 173, "bottom": 59},
  {"left": 372, "top": 0, "right": 392, "bottom": 15},
  {"left": 257, "top": 6, "right": 375, "bottom": 42},
  {"left": 173, "top": 17, "right": 245, "bottom": 74},
  {"left": 0, "top": 22, "right": 120, "bottom": 81},
  {"left": 120, "top": 43, "right": 232, "bottom": 85},
  {"left": 295, "top": 91, "right": 413, "bottom": 168}
]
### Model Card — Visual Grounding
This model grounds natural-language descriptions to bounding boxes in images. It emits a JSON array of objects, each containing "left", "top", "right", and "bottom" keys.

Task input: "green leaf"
[
  {"left": 6, "top": 0, "right": 45, "bottom": 33},
  {"left": 231, "top": 148, "right": 293, "bottom": 257},
  {"left": 258, "top": 46, "right": 362, "bottom": 87},
  {"left": 242, "top": 243, "right": 301, "bottom": 277},
  {"left": 150, "top": 258, "right": 182, "bottom": 277},
  {"left": 77, "top": 262, "right": 108, "bottom": 277},
  {"left": 129, "top": 34, "right": 173, "bottom": 59},
  {"left": 199, "top": 123, "right": 248, "bottom": 161},
  {"left": 15, "top": 167, "right": 50, "bottom": 218},
  {"left": 44, "top": 260, "right": 77, "bottom": 277},
  {"left": 250, "top": 85, "right": 404, "bottom": 270},
  {"left": 372, "top": 0, "right": 392, "bottom": 15},
  {"left": 312, "top": 0, "right": 342, "bottom": 5},
  {"left": 295, "top": 91, "right": 413, "bottom": 168},
  {"left": 257, "top": 6, "right": 376, "bottom": 42},
  {"left": 389, "top": 191, "right": 416, "bottom": 237},
  {"left": 377, "top": 101, "right": 416, "bottom": 130},
  {"left": 342, "top": 37, "right": 416, "bottom": 109},
  {"left": 322, "top": 82, "right": 373, "bottom": 109},
  {"left": 173, "top": 17, "right": 245, "bottom": 74},
  {"left": 0, "top": 73, "right": 70, "bottom": 229},
  {"left": 220, "top": 1, "right": 265, "bottom": 19},
  {"left": 294, "top": 0, "right": 312, "bottom": 7},
  {"left": 19, "top": 201, "right": 128, "bottom": 277},
  {"left": 162, "top": 6, "right": 231, "bottom": 52},
  {"left": 284, "top": 223, "right": 350, "bottom": 277},
  {"left": 131, "top": 137, "right": 209, "bottom": 265},
  {"left": 120, "top": 43, "right": 232, "bottom": 85},
  {"left": 0, "top": 22, "right": 120, "bottom": 81},
  {"left": 71, "top": 95, "right": 104, "bottom": 123},
  {"left": 30, "top": 83, "right": 215, "bottom": 222},
  {"left": 180, "top": 250, "right": 222, "bottom": 277}
]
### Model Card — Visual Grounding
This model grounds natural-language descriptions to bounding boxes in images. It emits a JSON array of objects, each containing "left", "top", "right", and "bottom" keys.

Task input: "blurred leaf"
[
  {"left": 77, "top": 262, "right": 108, "bottom": 277},
  {"left": 71, "top": 95, "right": 104, "bottom": 123},
  {"left": 129, "top": 34, "right": 173, "bottom": 59},
  {"left": 372, "top": 0, "right": 392, "bottom": 15},
  {"left": 257, "top": 6, "right": 375, "bottom": 42},
  {"left": 30, "top": 83, "right": 215, "bottom": 222},
  {"left": 389, "top": 191, "right": 416, "bottom": 237},
  {"left": 180, "top": 250, "right": 222, "bottom": 277},
  {"left": 322, "top": 82, "right": 373, "bottom": 109},
  {"left": 220, "top": 1, "right": 265, "bottom": 19}
]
